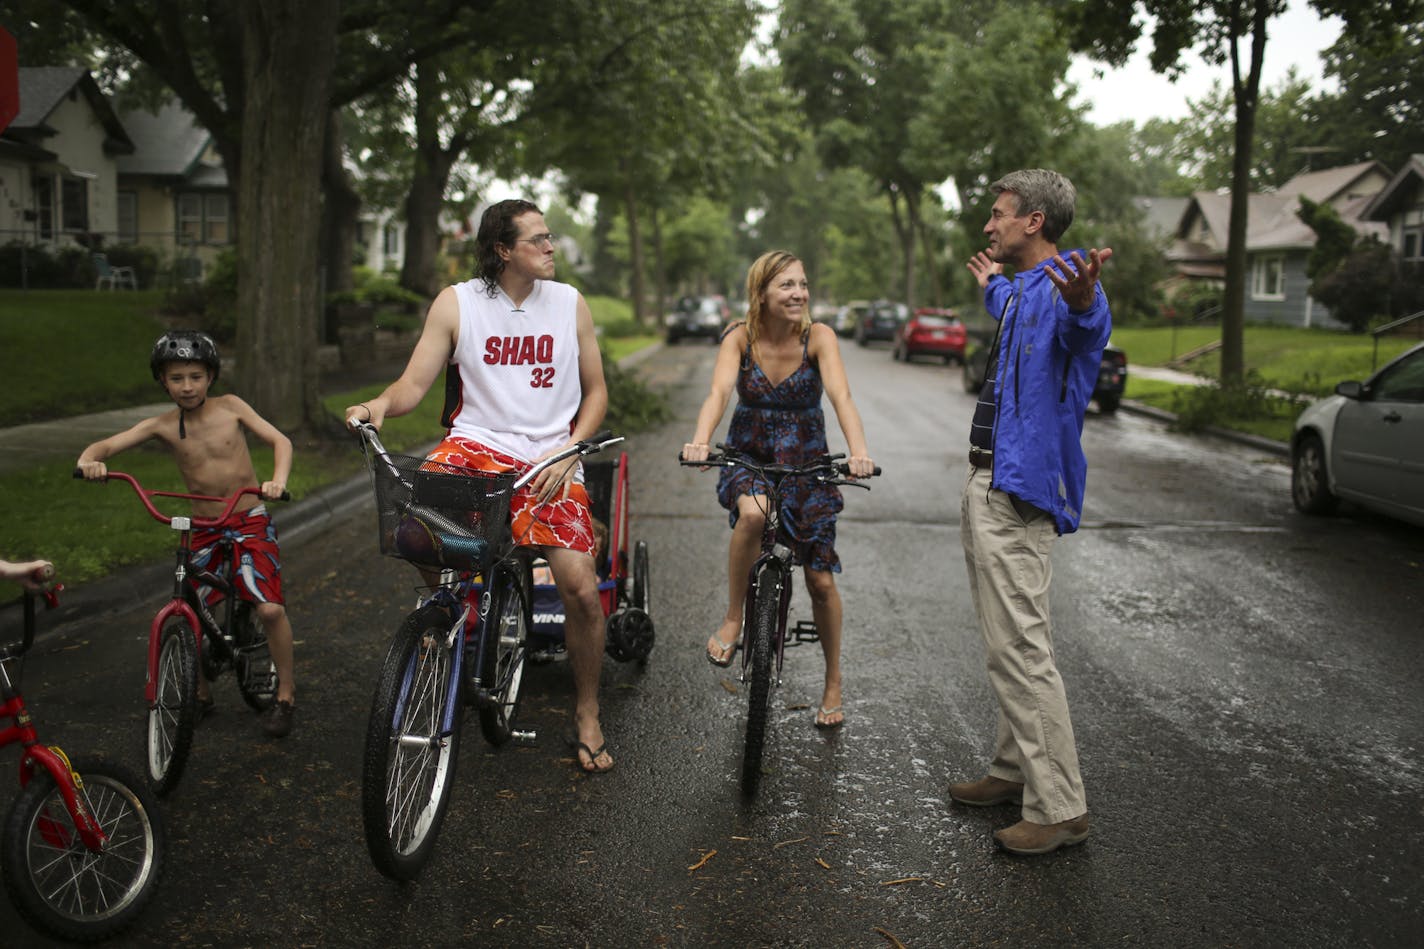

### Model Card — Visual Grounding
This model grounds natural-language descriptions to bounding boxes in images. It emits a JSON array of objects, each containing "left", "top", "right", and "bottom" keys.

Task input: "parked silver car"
[{"left": 1291, "top": 340, "right": 1424, "bottom": 527}]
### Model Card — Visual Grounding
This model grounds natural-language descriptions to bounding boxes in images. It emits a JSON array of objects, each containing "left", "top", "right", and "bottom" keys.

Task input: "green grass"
[
  {"left": 0, "top": 290, "right": 171, "bottom": 425},
  {"left": 1111, "top": 325, "right": 1418, "bottom": 397}
]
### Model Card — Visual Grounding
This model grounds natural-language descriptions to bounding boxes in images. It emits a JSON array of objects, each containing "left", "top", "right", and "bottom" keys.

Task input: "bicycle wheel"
[
  {"left": 361, "top": 603, "right": 463, "bottom": 881},
  {"left": 232, "top": 602, "right": 277, "bottom": 712},
  {"left": 631, "top": 539, "right": 651, "bottom": 614},
  {"left": 146, "top": 616, "right": 198, "bottom": 796},
  {"left": 478, "top": 566, "right": 530, "bottom": 746},
  {"left": 2, "top": 756, "right": 165, "bottom": 943},
  {"left": 741, "top": 570, "right": 782, "bottom": 797}
]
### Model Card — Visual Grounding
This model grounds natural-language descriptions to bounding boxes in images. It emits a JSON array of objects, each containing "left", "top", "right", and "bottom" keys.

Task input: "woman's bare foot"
[
  {"left": 815, "top": 680, "right": 844, "bottom": 728},
  {"left": 705, "top": 620, "right": 739, "bottom": 667}
]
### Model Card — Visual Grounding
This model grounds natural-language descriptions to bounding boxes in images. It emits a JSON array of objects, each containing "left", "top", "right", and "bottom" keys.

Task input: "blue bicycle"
[{"left": 351, "top": 422, "right": 622, "bottom": 880}]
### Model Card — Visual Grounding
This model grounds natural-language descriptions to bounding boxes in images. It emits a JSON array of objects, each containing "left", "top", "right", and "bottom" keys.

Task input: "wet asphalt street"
[{"left": 2, "top": 339, "right": 1421, "bottom": 948}]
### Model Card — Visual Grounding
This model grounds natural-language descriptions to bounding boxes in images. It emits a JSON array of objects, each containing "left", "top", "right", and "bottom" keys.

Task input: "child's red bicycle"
[
  {"left": 1, "top": 580, "right": 165, "bottom": 942},
  {"left": 76, "top": 470, "right": 288, "bottom": 795}
]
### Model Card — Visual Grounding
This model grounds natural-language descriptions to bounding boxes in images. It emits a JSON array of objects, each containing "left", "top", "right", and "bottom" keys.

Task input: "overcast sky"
[{"left": 1068, "top": 0, "right": 1345, "bottom": 126}]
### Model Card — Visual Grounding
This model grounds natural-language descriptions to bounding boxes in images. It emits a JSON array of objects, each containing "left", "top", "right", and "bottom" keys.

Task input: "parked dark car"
[
  {"left": 962, "top": 342, "right": 1128, "bottom": 415},
  {"left": 893, "top": 308, "right": 967, "bottom": 364},
  {"left": 665, "top": 295, "right": 730, "bottom": 344},
  {"left": 855, "top": 301, "right": 908, "bottom": 345},
  {"left": 1291, "top": 340, "right": 1424, "bottom": 527}
]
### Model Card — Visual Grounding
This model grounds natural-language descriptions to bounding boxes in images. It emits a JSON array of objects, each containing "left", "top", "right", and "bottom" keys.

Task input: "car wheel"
[
  {"left": 1291, "top": 431, "right": 1338, "bottom": 515},
  {"left": 892, "top": 344, "right": 904, "bottom": 362},
  {"left": 1096, "top": 393, "right": 1121, "bottom": 415},
  {"left": 961, "top": 362, "right": 982, "bottom": 394}
]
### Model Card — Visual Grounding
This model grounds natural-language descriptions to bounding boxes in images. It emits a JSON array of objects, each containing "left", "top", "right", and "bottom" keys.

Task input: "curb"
[{"left": 1120, "top": 399, "right": 1289, "bottom": 459}]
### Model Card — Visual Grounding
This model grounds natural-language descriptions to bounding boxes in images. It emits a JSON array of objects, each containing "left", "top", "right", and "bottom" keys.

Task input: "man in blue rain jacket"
[{"left": 951, "top": 168, "right": 1112, "bottom": 856}]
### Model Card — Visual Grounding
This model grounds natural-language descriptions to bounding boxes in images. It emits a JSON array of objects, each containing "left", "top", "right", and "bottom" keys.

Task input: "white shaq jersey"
[{"left": 447, "top": 278, "right": 583, "bottom": 463}]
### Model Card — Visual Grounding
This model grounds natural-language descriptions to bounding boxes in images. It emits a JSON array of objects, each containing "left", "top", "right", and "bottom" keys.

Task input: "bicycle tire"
[
  {"left": 361, "top": 603, "right": 463, "bottom": 881},
  {"left": 478, "top": 566, "right": 530, "bottom": 746},
  {"left": 2, "top": 756, "right": 165, "bottom": 943},
  {"left": 741, "top": 570, "right": 781, "bottom": 797},
  {"left": 232, "top": 602, "right": 277, "bottom": 712},
  {"left": 146, "top": 617, "right": 198, "bottom": 796},
  {"left": 632, "top": 539, "right": 651, "bottom": 614}
]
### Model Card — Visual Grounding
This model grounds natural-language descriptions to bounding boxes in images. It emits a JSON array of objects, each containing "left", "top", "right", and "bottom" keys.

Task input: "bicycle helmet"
[{"left": 150, "top": 330, "right": 221, "bottom": 382}]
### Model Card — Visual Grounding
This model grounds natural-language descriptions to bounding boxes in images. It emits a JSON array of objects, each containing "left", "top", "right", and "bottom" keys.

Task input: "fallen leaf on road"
[
  {"left": 719, "top": 680, "right": 738, "bottom": 695},
  {"left": 879, "top": 877, "right": 923, "bottom": 886},
  {"left": 774, "top": 836, "right": 810, "bottom": 849},
  {"left": 687, "top": 850, "right": 716, "bottom": 872},
  {"left": 816, "top": 857, "right": 831, "bottom": 869},
  {"left": 874, "top": 927, "right": 907, "bottom": 948}
]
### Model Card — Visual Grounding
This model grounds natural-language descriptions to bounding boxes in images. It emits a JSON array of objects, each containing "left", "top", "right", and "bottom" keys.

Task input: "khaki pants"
[{"left": 960, "top": 464, "right": 1087, "bottom": 824}]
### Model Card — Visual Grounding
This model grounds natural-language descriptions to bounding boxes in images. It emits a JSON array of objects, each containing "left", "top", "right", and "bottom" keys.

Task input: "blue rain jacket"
[{"left": 981, "top": 254, "right": 1112, "bottom": 534}]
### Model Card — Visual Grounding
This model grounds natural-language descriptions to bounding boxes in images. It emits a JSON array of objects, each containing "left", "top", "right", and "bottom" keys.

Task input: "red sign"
[{"left": 0, "top": 27, "right": 17, "bottom": 133}]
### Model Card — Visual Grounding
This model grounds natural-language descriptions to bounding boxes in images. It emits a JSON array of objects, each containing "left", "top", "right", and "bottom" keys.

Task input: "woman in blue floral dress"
[{"left": 683, "top": 250, "right": 875, "bottom": 728}]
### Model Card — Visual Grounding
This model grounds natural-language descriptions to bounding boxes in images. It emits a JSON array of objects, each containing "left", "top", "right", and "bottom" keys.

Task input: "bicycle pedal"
[
  {"left": 790, "top": 620, "right": 819, "bottom": 645},
  {"left": 510, "top": 727, "right": 537, "bottom": 745}
]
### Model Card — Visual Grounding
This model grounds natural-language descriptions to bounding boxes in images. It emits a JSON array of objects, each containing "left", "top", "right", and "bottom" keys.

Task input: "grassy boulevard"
[{"left": 1, "top": 288, "right": 1417, "bottom": 595}]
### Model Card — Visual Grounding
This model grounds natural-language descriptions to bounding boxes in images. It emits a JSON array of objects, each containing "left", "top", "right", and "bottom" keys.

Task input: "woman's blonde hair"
[{"left": 744, "top": 250, "right": 808, "bottom": 351}]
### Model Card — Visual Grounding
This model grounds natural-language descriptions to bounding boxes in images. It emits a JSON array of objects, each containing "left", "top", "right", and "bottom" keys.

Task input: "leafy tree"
[
  {"left": 1059, "top": 0, "right": 1418, "bottom": 385},
  {"left": 43, "top": 0, "right": 504, "bottom": 433},
  {"left": 1297, "top": 196, "right": 1357, "bottom": 280},
  {"left": 1308, "top": 18, "right": 1424, "bottom": 171},
  {"left": 780, "top": 0, "right": 991, "bottom": 308},
  {"left": 1171, "top": 72, "right": 1329, "bottom": 189},
  {"left": 1311, "top": 239, "right": 1394, "bottom": 331}
]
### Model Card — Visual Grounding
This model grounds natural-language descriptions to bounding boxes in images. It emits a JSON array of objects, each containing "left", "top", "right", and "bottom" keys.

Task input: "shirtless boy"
[{"left": 77, "top": 331, "right": 298, "bottom": 737}]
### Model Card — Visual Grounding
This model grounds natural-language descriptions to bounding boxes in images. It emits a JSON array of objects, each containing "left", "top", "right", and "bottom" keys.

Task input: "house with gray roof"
[
  {"left": 1164, "top": 161, "right": 1392, "bottom": 328},
  {"left": 1360, "top": 153, "right": 1424, "bottom": 267},
  {"left": 0, "top": 67, "right": 133, "bottom": 250}
]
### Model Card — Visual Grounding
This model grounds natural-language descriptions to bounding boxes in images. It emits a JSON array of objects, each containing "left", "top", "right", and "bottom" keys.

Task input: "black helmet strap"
[{"left": 177, "top": 397, "right": 206, "bottom": 439}]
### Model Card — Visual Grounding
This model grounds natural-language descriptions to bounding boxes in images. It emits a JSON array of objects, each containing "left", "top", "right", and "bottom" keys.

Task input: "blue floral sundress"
[{"left": 716, "top": 330, "right": 844, "bottom": 573}]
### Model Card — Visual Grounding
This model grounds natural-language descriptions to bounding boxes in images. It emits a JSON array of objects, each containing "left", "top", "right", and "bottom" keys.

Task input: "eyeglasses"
[{"left": 514, "top": 233, "right": 557, "bottom": 248}]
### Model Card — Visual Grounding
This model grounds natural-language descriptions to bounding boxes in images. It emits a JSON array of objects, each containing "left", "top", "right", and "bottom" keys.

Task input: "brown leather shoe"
[
  {"left": 993, "top": 815, "right": 1089, "bottom": 855},
  {"left": 948, "top": 775, "right": 1024, "bottom": 807}
]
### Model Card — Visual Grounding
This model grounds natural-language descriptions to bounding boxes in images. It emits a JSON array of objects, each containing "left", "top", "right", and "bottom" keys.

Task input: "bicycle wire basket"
[{"left": 370, "top": 452, "right": 514, "bottom": 571}]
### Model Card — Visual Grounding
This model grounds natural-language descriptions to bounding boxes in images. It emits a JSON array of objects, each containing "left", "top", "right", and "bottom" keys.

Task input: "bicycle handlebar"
[
  {"left": 348, "top": 419, "right": 624, "bottom": 491},
  {"left": 678, "top": 445, "right": 881, "bottom": 486},
  {"left": 73, "top": 469, "right": 290, "bottom": 528},
  {"left": 1, "top": 584, "right": 63, "bottom": 662}
]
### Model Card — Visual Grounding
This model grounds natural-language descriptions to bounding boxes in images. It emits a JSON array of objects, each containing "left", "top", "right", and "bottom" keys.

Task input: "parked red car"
[{"left": 893, "top": 308, "right": 967, "bottom": 364}]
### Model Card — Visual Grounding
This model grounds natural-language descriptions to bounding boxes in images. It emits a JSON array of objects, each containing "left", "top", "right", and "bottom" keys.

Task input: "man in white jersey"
[{"left": 346, "top": 199, "right": 614, "bottom": 773}]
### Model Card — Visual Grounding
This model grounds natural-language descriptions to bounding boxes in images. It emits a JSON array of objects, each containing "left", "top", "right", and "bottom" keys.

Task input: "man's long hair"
[
  {"left": 744, "top": 250, "right": 807, "bottom": 352},
  {"left": 474, "top": 198, "right": 542, "bottom": 297}
]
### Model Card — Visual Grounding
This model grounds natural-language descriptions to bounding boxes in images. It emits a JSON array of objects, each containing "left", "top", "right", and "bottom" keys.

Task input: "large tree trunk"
[
  {"left": 321, "top": 110, "right": 361, "bottom": 297},
  {"left": 400, "top": 61, "right": 459, "bottom": 297},
  {"left": 235, "top": 0, "right": 339, "bottom": 434},
  {"left": 624, "top": 172, "right": 647, "bottom": 325},
  {"left": 650, "top": 204, "right": 667, "bottom": 322},
  {"left": 1221, "top": 1, "right": 1270, "bottom": 386},
  {"left": 886, "top": 185, "right": 916, "bottom": 308}
]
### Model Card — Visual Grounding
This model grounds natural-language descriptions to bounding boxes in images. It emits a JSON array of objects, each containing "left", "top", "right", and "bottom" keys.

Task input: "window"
[
  {"left": 383, "top": 223, "right": 401, "bottom": 257},
  {"left": 61, "top": 176, "right": 89, "bottom": 232},
  {"left": 177, "top": 193, "right": 202, "bottom": 245},
  {"left": 203, "top": 194, "right": 228, "bottom": 244},
  {"left": 177, "top": 192, "right": 232, "bottom": 246},
  {"left": 1251, "top": 254, "right": 1285, "bottom": 299},
  {"left": 1372, "top": 348, "right": 1424, "bottom": 403},
  {"left": 1403, "top": 227, "right": 1422, "bottom": 262},
  {"left": 117, "top": 192, "right": 137, "bottom": 243},
  {"left": 32, "top": 177, "right": 54, "bottom": 240}
]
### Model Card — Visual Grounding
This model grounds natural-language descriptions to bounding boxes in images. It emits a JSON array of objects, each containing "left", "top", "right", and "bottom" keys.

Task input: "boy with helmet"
[{"left": 77, "top": 330, "right": 299, "bottom": 737}]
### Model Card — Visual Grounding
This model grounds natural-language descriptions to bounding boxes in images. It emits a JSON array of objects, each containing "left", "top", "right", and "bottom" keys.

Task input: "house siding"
[
  {"left": 1243, "top": 250, "right": 1348, "bottom": 329},
  {"left": 44, "top": 90, "right": 120, "bottom": 241},
  {"left": 0, "top": 157, "right": 32, "bottom": 242}
]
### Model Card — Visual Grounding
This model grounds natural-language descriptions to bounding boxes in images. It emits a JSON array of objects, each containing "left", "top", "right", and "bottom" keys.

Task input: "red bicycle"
[
  {"left": 1, "top": 577, "right": 165, "bottom": 942},
  {"left": 76, "top": 471, "right": 289, "bottom": 795}
]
